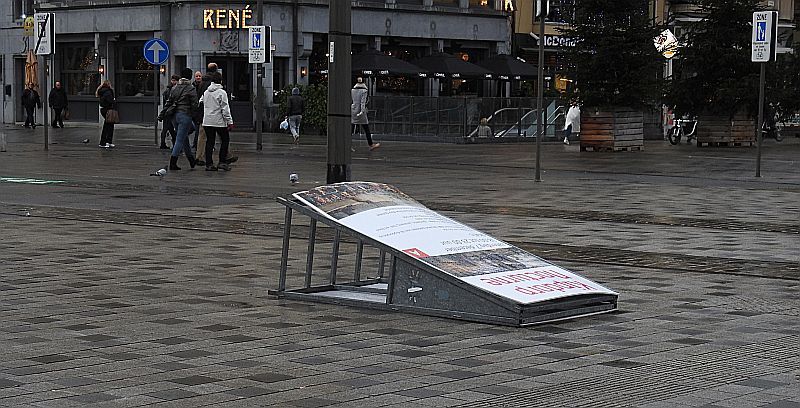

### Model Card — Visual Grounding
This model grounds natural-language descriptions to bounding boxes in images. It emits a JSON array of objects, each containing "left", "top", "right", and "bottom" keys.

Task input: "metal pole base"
[{"left": 326, "top": 164, "right": 349, "bottom": 184}]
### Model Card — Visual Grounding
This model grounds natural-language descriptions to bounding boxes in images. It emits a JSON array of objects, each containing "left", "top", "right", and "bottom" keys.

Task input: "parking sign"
[
  {"left": 249, "top": 26, "right": 271, "bottom": 64},
  {"left": 752, "top": 11, "right": 778, "bottom": 62}
]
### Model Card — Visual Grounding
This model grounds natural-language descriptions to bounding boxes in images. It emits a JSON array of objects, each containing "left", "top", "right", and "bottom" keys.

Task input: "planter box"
[
  {"left": 696, "top": 113, "right": 755, "bottom": 147},
  {"left": 580, "top": 107, "right": 644, "bottom": 151}
]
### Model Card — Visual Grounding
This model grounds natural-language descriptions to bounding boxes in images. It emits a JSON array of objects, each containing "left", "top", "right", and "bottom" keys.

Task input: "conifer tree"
[
  {"left": 560, "top": 0, "right": 664, "bottom": 108},
  {"left": 666, "top": 0, "right": 761, "bottom": 117}
]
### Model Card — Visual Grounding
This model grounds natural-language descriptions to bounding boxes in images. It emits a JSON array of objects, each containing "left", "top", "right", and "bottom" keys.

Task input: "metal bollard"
[{"left": 0, "top": 132, "right": 6, "bottom": 152}]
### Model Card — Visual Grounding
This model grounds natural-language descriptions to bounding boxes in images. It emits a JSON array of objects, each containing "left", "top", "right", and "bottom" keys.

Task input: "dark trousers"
[
  {"left": 192, "top": 119, "right": 201, "bottom": 148},
  {"left": 99, "top": 108, "right": 115, "bottom": 144},
  {"left": 160, "top": 116, "right": 176, "bottom": 146},
  {"left": 204, "top": 126, "right": 230, "bottom": 165},
  {"left": 24, "top": 107, "right": 35, "bottom": 127},
  {"left": 52, "top": 107, "right": 64, "bottom": 128},
  {"left": 352, "top": 123, "right": 374, "bottom": 146}
]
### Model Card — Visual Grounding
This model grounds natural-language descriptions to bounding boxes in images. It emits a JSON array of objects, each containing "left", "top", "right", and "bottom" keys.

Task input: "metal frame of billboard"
[{"left": 270, "top": 197, "right": 618, "bottom": 327}]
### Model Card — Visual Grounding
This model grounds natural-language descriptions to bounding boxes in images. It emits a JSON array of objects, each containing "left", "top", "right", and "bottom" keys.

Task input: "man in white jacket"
[
  {"left": 200, "top": 72, "right": 234, "bottom": 171},
  {"left": 563, "top": 100, "right": 581, "bottom": 145}
]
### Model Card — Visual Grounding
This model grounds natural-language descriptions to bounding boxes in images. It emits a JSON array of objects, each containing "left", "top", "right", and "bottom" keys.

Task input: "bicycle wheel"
[
  {"left": 668, "top": 127, "right": 681, "bottom": 145},
  {"left": 775, "top": 127, "right": 784, "bottom": 142}
]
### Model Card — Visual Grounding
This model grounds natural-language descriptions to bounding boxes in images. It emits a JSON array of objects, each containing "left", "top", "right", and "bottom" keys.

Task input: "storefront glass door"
[{"left": 206, "top": 56, "right": 253, "bottom": 128}]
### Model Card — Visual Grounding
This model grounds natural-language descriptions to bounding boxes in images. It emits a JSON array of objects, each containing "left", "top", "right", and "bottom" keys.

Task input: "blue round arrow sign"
[{"left": 143, "top": 38, "right": 169, "bottom": 65}]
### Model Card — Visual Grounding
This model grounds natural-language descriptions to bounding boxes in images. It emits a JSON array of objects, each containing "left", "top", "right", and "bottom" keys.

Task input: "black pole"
[
  {"left": 755, "top": 63, "right": 765, "bottom": 178},
  {"left": 534, "top": 5, "right": 545, "bottom": 182},
  {"left": 256, "top": 0, "right": 264, "bottom": 150},
  {"left": 326, "top": 1, "right": 352, "bottom": 184}
]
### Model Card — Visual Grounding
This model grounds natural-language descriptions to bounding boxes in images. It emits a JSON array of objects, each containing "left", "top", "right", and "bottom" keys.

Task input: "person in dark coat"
[
  {"left": 351, "top": 77, "right": 380, "bottom": 150},
  {"left": 96, "top": 80, "right": 116, "bottom": 148},
  {"left": 159, "top": 68, "right": 198, "bottom": 170},
  {"left": 160, "top": 75, "right": 179, "bottom": 149},
  {"left": 286, "top": 87, "right": 304, "bottom": 144},
  {"left": 48, "top": 81, "right": 68, "bottom": 128},
  {"left": 21, "top": 84, "right": 41, "bottom": 129}
]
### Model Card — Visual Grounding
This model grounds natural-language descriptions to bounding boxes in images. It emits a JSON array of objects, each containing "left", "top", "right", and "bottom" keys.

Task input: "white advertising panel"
[{"left": 294, "top": 182, "right": 617, "bottom": 305}]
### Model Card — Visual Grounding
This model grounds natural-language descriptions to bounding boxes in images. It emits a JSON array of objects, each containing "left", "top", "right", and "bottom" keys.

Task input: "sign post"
[
  {"left": 751, "top": 11, "right": 777, "bottom": 177},
  {"left": 249, "top": 23, "right": 270, "bottom": 150},
  {"left": 143, "top": 38, "right": 169, "bottom": 146},
  {"left": 34, "top": 12, "right": 55, "bottom": 151}
]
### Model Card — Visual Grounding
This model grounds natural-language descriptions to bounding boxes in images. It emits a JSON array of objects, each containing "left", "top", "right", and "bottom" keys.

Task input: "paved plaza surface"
[{"left": 1, "top": 123, "right": 799, "bottom": 407}]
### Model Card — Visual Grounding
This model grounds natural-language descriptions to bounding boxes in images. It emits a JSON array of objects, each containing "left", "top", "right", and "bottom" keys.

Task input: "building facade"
[{"left": 1, "top": 0, "right": 512, "bottom": 126}]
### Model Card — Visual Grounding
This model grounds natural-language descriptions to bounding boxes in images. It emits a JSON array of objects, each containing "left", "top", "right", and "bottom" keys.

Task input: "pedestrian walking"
[
  {"left": 191, "top": 70, "right": 205, "bottom": 150},
  {"left": 159, "top": 68, "right": 198, "bottom": 170},
  {"left": 96, "top": 80, "right": 117, "bottom": 148},
  {"left": 160, "top": 75, "right": 179, "bottom": 149},
  {"left": 287, "top": 87, "right": 304, "bottom": 144},
  {"left": 193, "top": 64, "right": 218, "bottom": 165},
  {"left": 21, "top": 84, "right": 41, "bottom": 129},
  {"left": 351, "top": 77, "right": 380, "bottom": 150},
  {"left": 48, "top": 81, "right": 68, "bottom": 128},
  {"left": 563, "top": 100, "right": 580, "bottom": 145},
  {"left": 201, "top": 72, "right": 234, "bottom": 171}
]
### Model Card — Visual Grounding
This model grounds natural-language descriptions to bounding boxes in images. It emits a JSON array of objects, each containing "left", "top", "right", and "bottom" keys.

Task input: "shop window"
[
  {"left": 13, "top": 0, "right": 34, "bottom": 19},
  {"left": 115, "top": 42, "right": 155, "bottom": 97},
  {"left": 469, "top": 0, "right": 495, "bottom": 9},
  {"left": 59, "top": 43, "right": 100, "bottom": 96}
]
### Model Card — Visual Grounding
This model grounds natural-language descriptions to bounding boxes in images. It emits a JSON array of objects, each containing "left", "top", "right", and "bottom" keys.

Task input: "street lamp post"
[
  {"left": 535, "top": 1, "right": 546, "bottom": 182},
  {"left": 326, "top": 1, "right": 352, "bottom": 183}
]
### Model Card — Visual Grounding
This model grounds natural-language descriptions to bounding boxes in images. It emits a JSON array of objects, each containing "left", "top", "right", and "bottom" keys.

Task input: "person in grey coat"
[{"left": 351, "top": 78, "right": 380, "bottom": 150}]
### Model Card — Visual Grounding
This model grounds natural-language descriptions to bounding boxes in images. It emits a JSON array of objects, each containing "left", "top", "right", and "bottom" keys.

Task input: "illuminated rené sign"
[{"left": 203, "top": 6, "right": 253, "bottom": 29}]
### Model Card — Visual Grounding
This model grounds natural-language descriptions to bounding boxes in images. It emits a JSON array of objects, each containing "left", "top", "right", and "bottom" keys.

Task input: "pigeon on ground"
[{"left": 150, "top": 167, "right": 168, "bottom": 177}]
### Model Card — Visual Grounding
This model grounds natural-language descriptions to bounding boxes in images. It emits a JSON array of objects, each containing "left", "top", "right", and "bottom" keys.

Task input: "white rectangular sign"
[
  {"left": 293, "top": 182, "right": 617, "bottom": 305},
  {"left": 33, "top": 13, "right": 55, "bottom": 55},
  {"left": 752, "top": 11, "right": 777, "bottom": 62},
  {"left": 249, "top": 49, "right": 265, "bottom": 64}
]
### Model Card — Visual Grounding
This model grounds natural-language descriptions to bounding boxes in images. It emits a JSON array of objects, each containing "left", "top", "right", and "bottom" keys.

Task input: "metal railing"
[{"left": 368, "top": 96, "right": 565, "bottom": 141}]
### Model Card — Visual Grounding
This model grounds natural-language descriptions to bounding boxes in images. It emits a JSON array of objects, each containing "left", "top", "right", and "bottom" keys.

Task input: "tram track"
[{"left": 3, "top": 203, "right": 798, "bottom": 282}]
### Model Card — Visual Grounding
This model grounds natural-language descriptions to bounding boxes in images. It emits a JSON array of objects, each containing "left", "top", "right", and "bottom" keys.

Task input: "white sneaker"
[
  {"left": 98, "top": 144, "right": 107, "bottom": 148},
  {"left": 563, "top": 137, "right": 570, "bottom": 145},
  {"left": 106, "top": 143, "right": 115, "bottom": 148}
]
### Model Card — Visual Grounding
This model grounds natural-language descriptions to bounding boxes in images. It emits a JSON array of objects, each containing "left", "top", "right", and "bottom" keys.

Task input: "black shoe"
[
  {"left": 51, "top": 124, "right": 58, "bottom": 128},
  {"left": 222, "top": 156, "right": 238, "bottom": 164},
  {"left": 218, "top": 163, "right": 231, "bottom": 171},
  {"left": 169, "top": 156, "right": 181, "bottom": 170},
  {"left": 160, "top": 144, "right": 169, "bottom": 149},
  {"left": 196, "top": 159, "right": 206, "bottom": 166},
  {"left": 188, "top": 156, "right": 197, "bottom": 169},
  {"left": 205, "top": 165, "right": 218, "bottom": 171}
]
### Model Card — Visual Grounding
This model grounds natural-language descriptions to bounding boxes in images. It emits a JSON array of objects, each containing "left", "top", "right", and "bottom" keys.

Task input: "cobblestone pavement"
[{"left": 1, "top": 124, "right": 799, "bottom": 407}]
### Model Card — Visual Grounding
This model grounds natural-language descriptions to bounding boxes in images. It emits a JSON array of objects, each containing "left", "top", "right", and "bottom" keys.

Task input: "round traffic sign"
[{"left": 143, "top": 38, "right": 169, "bottom": 65}]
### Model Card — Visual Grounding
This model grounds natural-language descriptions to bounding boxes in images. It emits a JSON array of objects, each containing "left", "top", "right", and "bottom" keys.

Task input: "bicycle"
[
  {"left": 668, "top": 117, "right": 698, "bottom": 145},
  {"left": 761, "top": 118, "right": 783, "bottom": 142}
]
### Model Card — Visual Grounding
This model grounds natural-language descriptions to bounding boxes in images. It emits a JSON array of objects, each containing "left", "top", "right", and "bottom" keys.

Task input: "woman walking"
[
  {"left": 201, "top": 72, "right": 233, "bottom": 171},
  {"left": 159, "top": 68, "right": 198, "bottom": 170},
  {"left": 96, "top": 80, "right": 116, "bottom": 148},
  {"left": 351, "top": 78, "right": 380, "bottom": 150}
]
